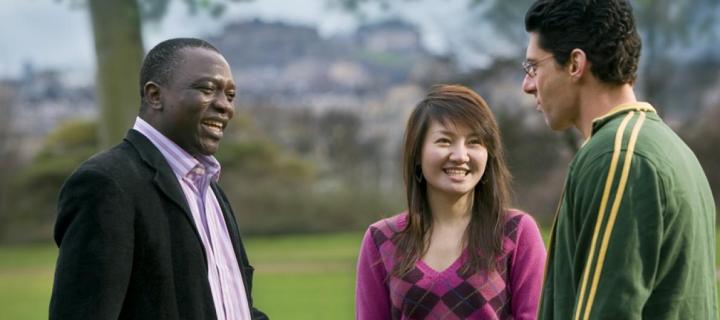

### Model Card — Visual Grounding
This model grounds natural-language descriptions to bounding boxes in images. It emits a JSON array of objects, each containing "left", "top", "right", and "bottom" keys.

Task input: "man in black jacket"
[{"left": 50, "top": 38, "right": 268, "bottom": 320}]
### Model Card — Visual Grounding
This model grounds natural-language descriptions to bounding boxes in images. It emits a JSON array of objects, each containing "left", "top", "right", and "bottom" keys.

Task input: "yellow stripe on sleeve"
[
  {"left": 573, "top": 112, "right": 635, "bottom": 320},
  {"left": 581, "top": 112, "right": 647, "bottom": 320}
]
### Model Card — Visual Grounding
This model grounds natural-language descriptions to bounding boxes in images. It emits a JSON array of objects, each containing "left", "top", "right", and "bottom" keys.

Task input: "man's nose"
[
  {"left": 522, "top": 73, "right": 536, "bottom": 94},
  {"left": 213, "top": 93, "right": 235, "bottom": 117}
]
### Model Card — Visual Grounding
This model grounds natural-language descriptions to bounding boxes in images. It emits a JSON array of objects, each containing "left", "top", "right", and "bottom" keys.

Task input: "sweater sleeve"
[
  {"left": 355, "top": 226, "right": 391, "bottom": 320},
  {"left": 510, "top": 213, "right": 547, "bottom": 320},
  {"left": 569, "top": 154, "right": 663, "bottom": 319}
]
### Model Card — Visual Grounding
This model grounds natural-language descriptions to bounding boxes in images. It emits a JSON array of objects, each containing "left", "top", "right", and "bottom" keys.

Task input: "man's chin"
[
  {"left": 546, "top": 118, "right": 570, "bottom": 132},
  {"left": 544, "top": 117, "right": 557, "bottom": 130},
  {"left": 194, "top": 141, "right": 220, "bottom": 156},
  {"left": 200, "top": 147, "right": 219, "bottom": 156}
]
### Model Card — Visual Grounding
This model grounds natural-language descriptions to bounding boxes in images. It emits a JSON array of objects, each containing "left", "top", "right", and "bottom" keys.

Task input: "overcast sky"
[{"left": 0, "top": 0, "right": 519, "bottom": 81}]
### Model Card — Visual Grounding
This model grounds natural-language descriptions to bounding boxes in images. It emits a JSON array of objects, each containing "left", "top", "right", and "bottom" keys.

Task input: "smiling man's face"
[{"left": 157, "top": 47, "right": 236, "bottom": 156}]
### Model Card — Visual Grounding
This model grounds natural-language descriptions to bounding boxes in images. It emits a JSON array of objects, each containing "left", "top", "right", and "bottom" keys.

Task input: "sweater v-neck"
[{"left": 417, "top": 249, "right": 469, "bottom": 277}]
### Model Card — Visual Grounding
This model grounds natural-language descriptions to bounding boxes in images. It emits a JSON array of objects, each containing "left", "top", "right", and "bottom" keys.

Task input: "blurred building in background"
[{"left": 1, "top": 10, "right": 718, "bottom": 242}]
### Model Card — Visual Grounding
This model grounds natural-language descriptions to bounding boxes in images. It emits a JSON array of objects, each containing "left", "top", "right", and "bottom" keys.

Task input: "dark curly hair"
[
  {"left": 525, "top": 0, "right": 641, "bottom": 85},
  {"left": 138, "top": 38, "right": 220, "bottom": 107}
]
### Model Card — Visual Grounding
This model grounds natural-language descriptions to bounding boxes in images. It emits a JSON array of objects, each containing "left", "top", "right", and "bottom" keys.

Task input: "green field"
[
  {"left": 0, "top": 230, "right": 718, "bottom": 319},
  {"left": 0, "top": 233, "right": 362, "bottom": 319}
]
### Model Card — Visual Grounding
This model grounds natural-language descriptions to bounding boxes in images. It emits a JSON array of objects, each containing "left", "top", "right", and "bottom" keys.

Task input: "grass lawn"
[
  {"left": 0, "top": 230, "right": 718, "bottom": 318},
  {"left": 0, "top": 245, "right": 57, "bottom": 320},
  {"left": 247, "top": 233, "right": 360, "bottom": 319},
  {"left": 0, "top": 233, "right": 363, "bottom": 319}
]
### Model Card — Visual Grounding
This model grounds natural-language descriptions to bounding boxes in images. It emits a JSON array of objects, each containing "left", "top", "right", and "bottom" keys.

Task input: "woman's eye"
[{"left": 436, "top": 138, "right": 451, "bottom": 145}]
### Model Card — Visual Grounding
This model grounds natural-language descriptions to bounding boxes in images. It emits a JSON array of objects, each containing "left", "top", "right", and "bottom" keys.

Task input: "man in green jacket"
[{"left": 521, "top": 0, "right": 717, "bottom": 318}]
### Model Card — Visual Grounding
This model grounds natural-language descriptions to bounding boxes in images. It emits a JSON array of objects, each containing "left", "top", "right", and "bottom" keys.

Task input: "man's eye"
[
  {"left": 226, "top": 91, "right": 236, "bottom": 102},
  {"left": 197, "top": 86, "right": 214, "bottom": 94}
]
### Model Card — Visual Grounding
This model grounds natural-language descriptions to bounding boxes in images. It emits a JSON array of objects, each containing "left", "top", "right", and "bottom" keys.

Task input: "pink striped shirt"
[{"left": 133, "top": 117, "right": 251, "bottom": 320}]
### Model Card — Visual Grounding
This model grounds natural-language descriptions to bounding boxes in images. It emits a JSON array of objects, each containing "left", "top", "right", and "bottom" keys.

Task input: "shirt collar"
[
  {"left": 588, "top": 102, "right": 655, "bottom": 138},
  {"left": 133, "top": 117, "right": 221, "bottom": 182}
]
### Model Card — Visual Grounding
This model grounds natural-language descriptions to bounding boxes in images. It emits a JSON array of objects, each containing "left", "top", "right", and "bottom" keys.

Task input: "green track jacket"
[{"left": 539, "top": 102, "right": 717, "bottom": 319}]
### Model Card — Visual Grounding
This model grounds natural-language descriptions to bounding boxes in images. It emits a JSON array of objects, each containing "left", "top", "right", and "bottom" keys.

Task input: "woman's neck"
[{"left": 428, "top": 191, "right": 472, "bottom": 227}]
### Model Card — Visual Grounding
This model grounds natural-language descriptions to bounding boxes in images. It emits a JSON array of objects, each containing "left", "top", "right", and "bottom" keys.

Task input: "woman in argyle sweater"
[{"left": 355, "top": 85, "right": 546, "bottom": 319}]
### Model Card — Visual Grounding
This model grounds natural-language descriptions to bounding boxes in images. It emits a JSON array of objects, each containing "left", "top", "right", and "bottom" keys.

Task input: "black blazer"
[{"left": 50, "top": 130, "right": 268, "bottom": 320}]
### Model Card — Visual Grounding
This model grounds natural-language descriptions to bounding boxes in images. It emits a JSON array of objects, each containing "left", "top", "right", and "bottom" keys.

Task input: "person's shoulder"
[
  {"left": 86, "top": 138, "right": 135, "bottom": 162},
  {"left": 580, "top": 107, "right": 648, "bottom": 159},
  {"left": 504, "top": 209, "right": 541, "bottom": 237},
  {"left": 70, "top": 140, "right": 140, "bottom": 181},
  {"left": 504, "top": 209, "right": 536, "bottom": 225},
  {"left": 368, "top": 212, "right": 407, "bottom": 234},
  {"left": 575, "top": 111, "right": 672, "bottom": 177},
  {"left": 363, "top": 212, "right": 407, "bottom": 247},
  {"left": 583, "top": 107, "right": 669, "bottom": 159}
]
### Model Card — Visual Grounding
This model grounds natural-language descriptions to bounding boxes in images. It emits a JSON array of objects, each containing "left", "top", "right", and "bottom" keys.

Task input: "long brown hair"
[{"left": 392, "top": 84, "right": 512, "bottom": 277}]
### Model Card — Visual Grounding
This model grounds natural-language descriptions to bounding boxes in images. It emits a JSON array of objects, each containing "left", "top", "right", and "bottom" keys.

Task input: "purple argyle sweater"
[{"left": 356, "top": 210, "right": 546, "bottom": 320}]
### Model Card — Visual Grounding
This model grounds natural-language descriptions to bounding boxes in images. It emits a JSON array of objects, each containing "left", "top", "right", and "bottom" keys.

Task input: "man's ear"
[
  {"left": 568, "top": 48, "right": 588, "bottom": 82},
  {"left": 143, "top": 82, "right": 163, "bottom": 110}
]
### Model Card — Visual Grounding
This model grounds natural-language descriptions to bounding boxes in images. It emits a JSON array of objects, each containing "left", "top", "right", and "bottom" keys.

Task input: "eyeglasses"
[{"left": 522, "top": 55, "right": 554, "bottom": 78}]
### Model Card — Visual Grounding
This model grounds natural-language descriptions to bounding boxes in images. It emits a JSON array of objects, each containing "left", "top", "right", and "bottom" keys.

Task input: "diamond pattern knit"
[{"left": 356, "top": 210, "right": 546, "bottom": 320}]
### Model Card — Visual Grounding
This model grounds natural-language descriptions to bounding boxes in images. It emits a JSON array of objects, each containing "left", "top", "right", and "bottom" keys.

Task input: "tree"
[
  {"left": 0, "top": 84, "right": 18, "bottom": 240},
  {"left": 88, "top": 0, "right": 144, "bottom": 148}
]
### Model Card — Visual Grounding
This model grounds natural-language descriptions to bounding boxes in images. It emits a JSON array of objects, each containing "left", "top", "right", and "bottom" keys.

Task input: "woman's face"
[{"left": 420, "top": 119, "right": 488, "bottom": 199}]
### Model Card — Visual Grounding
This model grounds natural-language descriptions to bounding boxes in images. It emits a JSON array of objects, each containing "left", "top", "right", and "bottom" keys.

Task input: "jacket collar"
[{"left": 124, "top": 129, "right": 194, "bottom": 223}]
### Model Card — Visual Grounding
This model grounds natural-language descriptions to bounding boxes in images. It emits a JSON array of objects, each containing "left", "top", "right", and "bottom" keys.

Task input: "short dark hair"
[
  {"left": 139, "top": 38, "right": 220, "bottom": 100},
  {"left": 525, "top": 0, "right": 641, "bottom": 85}
]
